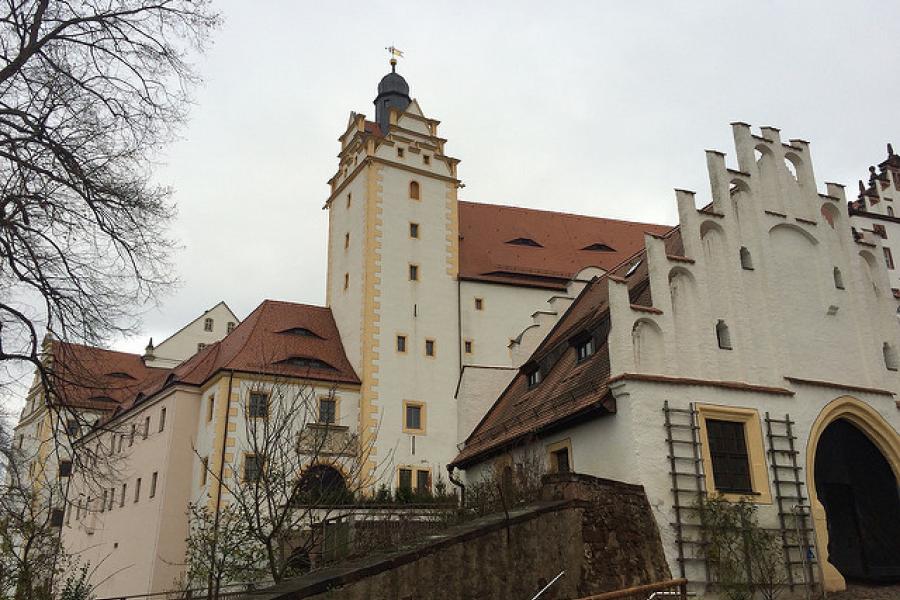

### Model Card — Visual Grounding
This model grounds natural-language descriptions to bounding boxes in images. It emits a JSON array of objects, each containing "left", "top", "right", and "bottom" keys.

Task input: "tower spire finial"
[{"left": 385, "top": 45, "right": 404, "bottom": 73}]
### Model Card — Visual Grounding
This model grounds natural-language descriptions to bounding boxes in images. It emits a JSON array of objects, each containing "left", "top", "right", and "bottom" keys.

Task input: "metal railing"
[{"left": 573, "top": 578, "right": 689, "bottom": 600}]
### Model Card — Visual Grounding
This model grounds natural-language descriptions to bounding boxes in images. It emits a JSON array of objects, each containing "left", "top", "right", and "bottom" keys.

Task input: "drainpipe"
[{"left": 447, "top": 464, "right": 465, "bottom": 506}]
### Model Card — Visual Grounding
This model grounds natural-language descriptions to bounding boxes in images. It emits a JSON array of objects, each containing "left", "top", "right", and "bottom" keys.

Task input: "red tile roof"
[
  {"left": 47, "top": 341, "right": 161, "bottom": 412},
  {"left": 452, "top": 226, "right": 682, "bottom": 467},
  {"left": 458, "top": 201, "right": 671, "bottom": 290},
  {"left": 114, "top": 301, "right": 359, "bottom": 415},
  {"left": 47, "top": 302, "right": 359, "bottom": 422}
]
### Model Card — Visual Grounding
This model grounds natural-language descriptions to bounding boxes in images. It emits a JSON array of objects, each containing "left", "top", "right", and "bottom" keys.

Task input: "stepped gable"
[
  {"left": 47, "top": 340, "right": 162, "bottom": 411},
  {"left": 452, "top": 226, "right": 682, "bottom": 467},
  {"left": 458, "top": 201, "right": 671, "bottom": 289},
  {"left": 110, "top": 301, "right": 360, "bottom": 418}
]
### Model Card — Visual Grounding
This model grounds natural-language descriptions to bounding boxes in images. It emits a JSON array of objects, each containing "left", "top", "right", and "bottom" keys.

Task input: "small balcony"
[{"left": 297, "top": 423, "right": 358, "bottom": 458}]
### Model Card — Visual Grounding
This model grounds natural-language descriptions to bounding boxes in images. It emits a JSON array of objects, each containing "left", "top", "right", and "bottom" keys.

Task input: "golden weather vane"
[{"left": 385, "top": 45, "right": 404, "bottom": 71}]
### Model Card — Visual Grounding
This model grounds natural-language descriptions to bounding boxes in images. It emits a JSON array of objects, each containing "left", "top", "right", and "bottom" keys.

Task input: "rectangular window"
[
  {"left": 396, "top": 335, "right": 407, "bottom": 353},
  {"left": 552, "top": 448, "right": 571, "bottom": 473},
  {"left": 344, "top": 232, "right": 350, "bottom": 249},
  {"left": 397, "top": 147, "right": 405, "bottom": 158},
  {"left": 244, "top": 454, "right": 262, "bottom": 482},
  {"left": 416, "top": 470, "right": 431, "bottom": 492},
  {"left": 201, "top": 457, "right": 208, "bottom": 486},
  {"left": 706, "top": 419, "right": 753, "bottom": 494},
  {"left": 59, "top": 460, "right": 72, "bottom": 478},
  {"left": 207, "top": 396, "right": 215, "bottom": 422},
  {"left": 474, "top": 298, "right": 484, "bottom": 311},
  {"left": 398, "top": 468, "right": 412, "bottom": 491},
  {"left": 129, "top": 424, "right": 136, "bottom": 446},
  {"left": 134, "top": 478, "right": 141, "bottom": 503},
  {"left": 526, "top": 369, "right": 541, "bottom": 388},
  {"left": 346, "top": 193, "right": 351, "bottom": 209},
  {"left": 65, "top": 419, "right": 80, "bottom": 437},
  {"left": 50, "top": 508, "right": 64, "bottom": 527},
  {"left": 575, "top": 338, "right": 595, "bottom": 362},
  {"left": 248, "top": 392, "right": 269, "bottom": 419},
  {"left": 204, "top": 317, "right": 213, "bottom": 332},
  {"left": 423, "top": 155, "right": 431, "bottom": 165},
  {"left": 409, "top": 222, "right": 419, "bottom": 238},
  {"left": 409, "top": 264, "right": 419, "bottom": 281},
  {"left": 143, "top": 416, "right": 150, "bottom": 439},
  {"left": 227, "top": 321, "right": 236, "bottom": 334},
  {"left": 425, "top": 339, "right": 435, "bottom": 357},
  {"left": 150, "top": 472, "right": 158, "bottom": 498},
  {"left": 344, "top": 273, "right": 349, "bottom": 290},
  {"left": 319, "top": 398, "right": 337, "bottom": 424},
  {"left": 404, "top": 402, "right": 424, "bottom": 433},
  {"left": 464, "top": 340, "right": 473, "bottom": 354},
  {"left": 120, "top": 483, "right": 126, "bottom": 508},
  {"left": 884, "top": 247, "right": 895, "bottom": 270},
  {"left": 117, "top": 434, "right": 124, "bottom": 453},
  {"left": 197, "top": 343, "right": 206, "bottom": 352},
  {"left": 108, "top": 488, "right": 115, "bottom": 511},
  {"left": 873, "top": 224, "right": 887, "bottom": 238},
  {"left": 159, "top": 407, "right": 166, "bottom": 432}
]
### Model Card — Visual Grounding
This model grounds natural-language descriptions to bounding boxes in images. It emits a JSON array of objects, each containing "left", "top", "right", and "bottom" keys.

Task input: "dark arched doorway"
[
  {"left": 295, "top": 464, "right": 349, "bottom": 505},
  {"left": 814, "top": 419, "right": 900, "bottom": 582}
]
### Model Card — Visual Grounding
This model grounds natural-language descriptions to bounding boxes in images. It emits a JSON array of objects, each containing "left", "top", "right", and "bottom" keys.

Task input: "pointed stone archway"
[{"left": 806, "top": 396, "right": 900, "bottom": 592}]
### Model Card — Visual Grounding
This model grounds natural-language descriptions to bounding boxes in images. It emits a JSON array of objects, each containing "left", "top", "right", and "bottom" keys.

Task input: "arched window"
[
  {"left": 739, "top": 247, "right": 753, "bottom": 270},
  {"left": 888, "top": 206, "right": 895, "bottom": 217},
  {"left": 883, "top": 342, "right": 899, "bottom": 371},
  {"left": 409, "top": 180, "right": 420, "bottom": 200},
  {"left": 833, "top": 267, "right": 844, "bottom": 290},
  {"left": 716, "top": 320, "right": 732, "bottom": 350}
]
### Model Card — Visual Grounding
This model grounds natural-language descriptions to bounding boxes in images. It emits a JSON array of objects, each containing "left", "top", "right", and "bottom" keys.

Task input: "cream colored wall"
[
  {"left": 62, "top": 387, "right": 199, "bottom": 597},
  {"left": 147, "top": 302, "right": 238, "bottom": 368},
  {"left": 455, "top": 365, "right": 517, "bottom": 441}
]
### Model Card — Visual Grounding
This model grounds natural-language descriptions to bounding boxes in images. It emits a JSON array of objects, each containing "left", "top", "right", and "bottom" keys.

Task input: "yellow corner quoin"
[{"left": 695, "top": 403, "right": 772, "bottom": 505}]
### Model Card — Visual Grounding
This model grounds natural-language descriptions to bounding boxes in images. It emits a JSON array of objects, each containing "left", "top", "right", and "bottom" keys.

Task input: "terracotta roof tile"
[
  {"left": 452, "top": 226, "right": 682, "bottom": 467},
  {"left": 458, "top": 201, "right": 671, "bottom": 290},
  {"left": 47, "top": 341, "right": 160, "bottom": 412}
]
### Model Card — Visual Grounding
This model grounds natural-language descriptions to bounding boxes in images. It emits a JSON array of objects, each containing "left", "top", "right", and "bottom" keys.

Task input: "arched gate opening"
[{"left": 814, "top": 418, "right": 900, "bottom": 583}]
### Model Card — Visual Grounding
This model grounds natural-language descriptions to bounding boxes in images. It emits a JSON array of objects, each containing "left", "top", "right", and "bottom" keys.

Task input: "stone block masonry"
[{"left": 251, "top": 473, "right": 670, "bottom": 600}]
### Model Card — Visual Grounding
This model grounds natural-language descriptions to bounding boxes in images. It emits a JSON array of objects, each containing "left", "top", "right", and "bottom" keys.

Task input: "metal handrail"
[{"left": 573, "top": 578, "right": 689, "bottom": 600}]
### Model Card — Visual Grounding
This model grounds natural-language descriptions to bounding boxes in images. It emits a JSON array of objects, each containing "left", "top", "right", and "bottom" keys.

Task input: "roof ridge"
[
  {"left": 459, "top": 200, "right": 671, "bottom": 228},
  {"left": 51, "top": 339, "right": 143, "bottom": 359},
  {"left": 259, "top": 299, "right": 330, "bottom": 310}
]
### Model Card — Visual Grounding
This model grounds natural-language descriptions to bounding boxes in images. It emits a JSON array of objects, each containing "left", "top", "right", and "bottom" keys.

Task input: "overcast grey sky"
[{"left": 119, "top": 0, "right": 900, "bottom": 354}]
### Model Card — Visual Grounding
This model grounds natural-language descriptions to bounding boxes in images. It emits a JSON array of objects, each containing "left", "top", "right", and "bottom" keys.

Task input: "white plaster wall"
[
  {"left": 148, "top": 302, "right": 239, "bottom": 368},
  {"left": 455, "top": 365, "right": 517, "bottom": 441},
  {"left": 62, "top": 388, "right": 197, "bottom": 597}
]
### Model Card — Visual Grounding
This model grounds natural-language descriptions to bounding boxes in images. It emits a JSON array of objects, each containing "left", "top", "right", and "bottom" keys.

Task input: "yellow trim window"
[
  {"left": 546, "top": 439, "right": 573, "bottom": 473},
  {"left": 403, "top": 401, "right": 426, "bottom": 434},
  {"left": 398, "top": 466, "right": 431, "bottom": 493},
  {"left": 697, "top": 404, "right": 772, "bottom": 504}
]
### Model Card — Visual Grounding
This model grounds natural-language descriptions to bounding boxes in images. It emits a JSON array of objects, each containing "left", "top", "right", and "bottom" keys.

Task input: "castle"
[{"left": 11, "top": 63, "right": 900, "bottom": 598}]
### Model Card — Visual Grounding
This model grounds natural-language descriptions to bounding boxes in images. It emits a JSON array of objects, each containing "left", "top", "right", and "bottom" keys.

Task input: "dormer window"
[
  {"left": 526, "top": 368, "right": 542, "bottom": 389},
  {"left": 625, "top": 260, "right": 642, "bottom": 278},
  {"left": 582, "top": 243, "right": 615, "bottom": 252},
  {"left": 505, "top": 238, "right": 543, "bottom": 248},
  {"left": 575, "top": 338, "right": 595, "bottom": 362},
  {"left": 106, "top": 372, "right": 135, "bottom": 380},
  {"left": 279, "top": 327, "right": 323, "bottom": 339},
  {"left": 279, "top": 357, "right": 336, "bottom": 371}
]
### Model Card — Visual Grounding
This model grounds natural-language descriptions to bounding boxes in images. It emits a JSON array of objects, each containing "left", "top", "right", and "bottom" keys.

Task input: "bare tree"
[
  {"left": 0, "top": 0, "right": 220, "bottom": 451},
  {"left": 193, "top": 378, "right": 388, "bottom": 590},
  {"left": 0, "top": 409, "right": 65, "bottom": 600}
]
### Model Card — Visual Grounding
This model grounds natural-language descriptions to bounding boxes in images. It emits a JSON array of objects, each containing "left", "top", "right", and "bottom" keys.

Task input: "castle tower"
[{"left": 325, "top": 63, "right": 462, "bottom": 489}]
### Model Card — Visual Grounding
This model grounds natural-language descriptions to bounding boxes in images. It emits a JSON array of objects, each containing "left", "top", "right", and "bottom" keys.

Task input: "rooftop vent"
[
  {"left": 506, "top": 238, "right": 543, "bottom": 248},
  {"left": 106, "top": 372, "right": 135, "bottom": 379},
  {"left": 625, "top": 260, "right": 642, "bottom": 278}
]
